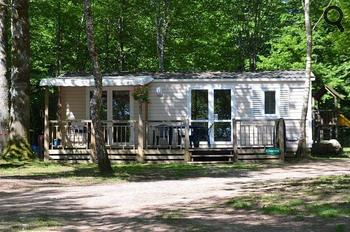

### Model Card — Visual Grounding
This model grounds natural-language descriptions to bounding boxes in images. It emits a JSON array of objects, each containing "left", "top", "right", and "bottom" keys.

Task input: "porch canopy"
[{"left": 39, "top": 73, "right": 154, "bottom": 87}]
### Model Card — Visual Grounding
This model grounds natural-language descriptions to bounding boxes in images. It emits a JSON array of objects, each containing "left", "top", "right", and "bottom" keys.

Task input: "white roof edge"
[
  {"left": 39, "top": 75, "right": 154, "bottom": 87},
  {"left": 152, "top": 77, "right": 316, "bottom": 83}
]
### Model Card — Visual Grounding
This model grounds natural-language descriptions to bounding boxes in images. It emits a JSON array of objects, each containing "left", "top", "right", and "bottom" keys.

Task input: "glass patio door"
[
  {"left": 111, "top": 90, "right": 132, "bottom": 145},
  {"left": 212, "top": 89, "right": 232, "bottom": 146},
  {"left": 191, "top": 89, "right": 232, "bottom": 147}
]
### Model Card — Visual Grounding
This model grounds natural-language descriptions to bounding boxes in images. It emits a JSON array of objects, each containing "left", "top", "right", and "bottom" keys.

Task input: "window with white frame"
[{"left": 264, "top": 91, "right": 276, "bottom": 115}]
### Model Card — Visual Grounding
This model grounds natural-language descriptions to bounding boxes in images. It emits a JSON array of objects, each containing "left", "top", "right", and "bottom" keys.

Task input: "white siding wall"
[
  {"left": 148, "top": 83, "right": 189, "bottom": 121},
  {"left": 61, "top": 87, "right": 86, "bottom": 120},
  {"left": 148, "top": 80, "right": 312, "bottom": 149},
  {"left": 60, "top": 79, "right": 313, "bottom": 149}
]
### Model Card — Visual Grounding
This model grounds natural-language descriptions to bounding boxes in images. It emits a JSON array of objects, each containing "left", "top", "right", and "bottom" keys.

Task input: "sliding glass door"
[
  {"left": 190, "top": 88, "right": 232, "bottom": 147},
  {"left": 213, "top": 90, "right": 231, "bottom": 143}
]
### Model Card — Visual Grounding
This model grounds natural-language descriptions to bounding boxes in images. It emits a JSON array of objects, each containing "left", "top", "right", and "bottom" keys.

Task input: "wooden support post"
[
  {"left": 90, "top": 121, "right": 97, "bottom": 162},
  {"left": 276, "top": 118, "right": 286, "bottom": 162},
  {"left": 232, "top": 119, "right": 238, "bottom": 161},
  {"left": 57, "top": 87, "right": 66, "bottom": 148},
  {"left": 184, "top": 119, "right": 191, "bottom": 162},
  {"left": 137, "top": 102, "right": 145, "bottom": 162},
  {"left": 44, "top": 88, "right": 50, "bottom": 161}
]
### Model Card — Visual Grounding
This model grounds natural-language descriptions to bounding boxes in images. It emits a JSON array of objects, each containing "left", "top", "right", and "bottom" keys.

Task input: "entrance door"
[
  {"left": 190, "top": 89, "right": 232, "bottom": 147},
  {"left": 212, "top": 89, "right": 232, "bottom": 146},
  {"left": 112, "top": 90, "right": 132, "bottom": 145}
]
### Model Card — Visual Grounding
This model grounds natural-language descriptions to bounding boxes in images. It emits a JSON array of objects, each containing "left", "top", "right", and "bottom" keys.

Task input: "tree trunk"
[
  {"left": 296, "top": 0, "right": 312, "bottom": 159},
  {"left": 117, "top": 16, "right": 125, "bottom": 72},
  {"left": 83, "top": 0, "right": 112, "bottom": 174},
  {"left": 10, "top": 0, "right": 30, "bottom": 139},
  {"left": 0, "top": 0, "right": 9, "bottom": 150},
  {"left": 55, "top": 0, "right": 62, "bottom": 76},
  {"left": 155, "top": 0, "right": 170, "bottom": 73},
  {"left": 3, "top": 0, "right": 33, "bottom": 160}
]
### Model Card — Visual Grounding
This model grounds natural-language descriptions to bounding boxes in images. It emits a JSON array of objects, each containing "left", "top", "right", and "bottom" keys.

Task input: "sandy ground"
[{"left": 1, "top": 159, "right": 350, "bottom": 231}]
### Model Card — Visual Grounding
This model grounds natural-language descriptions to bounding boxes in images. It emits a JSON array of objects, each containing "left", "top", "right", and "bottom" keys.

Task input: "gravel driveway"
[{"left": 1, "top": 159, "right": 350, "bottom": 231}]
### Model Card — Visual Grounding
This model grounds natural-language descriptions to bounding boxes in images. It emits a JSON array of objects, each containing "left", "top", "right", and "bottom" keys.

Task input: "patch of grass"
[
  {"left": 0, "top": 215, "right": 62, "bottom": 231},
  {"left": 228, "top": 175, "right": 350, "bottom": 219},
  {"left": 160, "top": 210, "right": 185, "bottom": 221},
  {"left": 0, "top": 160, "right": 272, "bottom": 184},
  {"left": 228, "top": 197, "right": 254, "bottom": 209}
]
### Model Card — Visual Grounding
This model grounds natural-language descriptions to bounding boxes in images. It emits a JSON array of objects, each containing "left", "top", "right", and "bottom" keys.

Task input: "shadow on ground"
[
  {"left": 1, "top": 157, "right": 350, "bottom": 184},
  {"left": 0, "top": 185, "right": 348, "bottom": 232}
]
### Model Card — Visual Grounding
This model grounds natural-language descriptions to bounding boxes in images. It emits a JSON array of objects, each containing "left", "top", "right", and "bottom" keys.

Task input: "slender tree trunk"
[
  {"left": 10, "top": 0, "right": 30, "bottom": 140},
  {"left": 117, "top": 16, "right": 125, "bottom": 72},
  {"left": 104, "top": 19, "right": 110, "bottom": 73},
  {"left": 155, "top": 0, "right": 170, "bottom": 73},
  {"left": 156, "top": 16, "right": 165, "bottom": 72},
  {"left": 0, "top": 0, "right": 9, "bottom": 150},
  {"left": 296, "top": 0, "right": 312, "bottom": 159},
  {"left": 55, "top": 0, "right": 62, "bottom": 76},
  {"left": 83, "top": 0, "right": 112, "bottom": 174}
]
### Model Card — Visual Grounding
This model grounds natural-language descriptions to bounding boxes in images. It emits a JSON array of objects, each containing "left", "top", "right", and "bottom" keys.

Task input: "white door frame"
[{"left": 188, "top": 84, "right": 234, "bottom": 148}]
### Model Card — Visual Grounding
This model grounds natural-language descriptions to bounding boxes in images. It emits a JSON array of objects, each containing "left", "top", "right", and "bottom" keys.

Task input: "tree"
[
  {"left": 153, "top": 0, "right": 171, "bottom": 72},
  {"left": 296, "top": 0, "right": 312, "bottom": 159},
  {"left": 83, "top": 0, "right": 113, "bottom": 174},
  {"left": 0, "top": 0, "right": 9, "bottom": 151},
  {"left": 3, "top": 0, "right": 33, "bottom": 160}
]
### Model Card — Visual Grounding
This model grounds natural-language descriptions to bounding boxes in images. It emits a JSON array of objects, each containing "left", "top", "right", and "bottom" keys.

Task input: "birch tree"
[
  {"left": 0, "top": 0, "right": 8, "bottom": 151},
  {"left": 153, "top": 0, "right": 171, "bottom": 72},
  {"left": 83, "top": 0, "right": 112, "bottom": 174},
  {"left": 296, "top": 0, "right": 312, "bottom": 159}
]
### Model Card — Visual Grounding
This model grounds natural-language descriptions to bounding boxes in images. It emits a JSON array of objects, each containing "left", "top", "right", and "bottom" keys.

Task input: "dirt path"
[{"left": 1, "top": 160, "right": 350, "bottom": 231}]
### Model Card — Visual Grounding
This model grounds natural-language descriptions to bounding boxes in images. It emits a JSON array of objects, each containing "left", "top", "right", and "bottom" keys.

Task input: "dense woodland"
[
  {"left": 29, "top": 0, "right": 349, "bottom": 104},
  {"left": 0, "top": 0, "right": 349, "bottom": 165}
]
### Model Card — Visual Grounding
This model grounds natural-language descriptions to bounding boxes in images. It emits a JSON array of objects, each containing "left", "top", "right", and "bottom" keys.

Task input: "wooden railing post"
[
  {"left": 184, "top": 119, "right": 191, "bottom": 162},
  {"left": 44, "top": 88, "right": 50, "bottom": 161},
  {"left": 232, "top": 119, "right": 238, "bottom": 161},
  {"left": 137, "top": 102, "right": 145, "bottom": 162},
  {"left": 90, "top": 121, "right": 97, "bottom": 162},
  {"left": 276, "top": 118, "right": 286, "bottom": 162}
]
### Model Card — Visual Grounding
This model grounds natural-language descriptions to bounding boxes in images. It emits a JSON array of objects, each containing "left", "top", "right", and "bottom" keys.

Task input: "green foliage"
[
  {"left": 132, "top": 85, "right": 149, "bottom": 103},
  {"left": 28, "top": 0, "right": 350, "bottom": 126}
]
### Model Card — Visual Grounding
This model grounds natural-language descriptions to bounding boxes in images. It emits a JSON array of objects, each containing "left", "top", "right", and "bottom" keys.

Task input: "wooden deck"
[
  {"left": 48, "top": 147, "right": 281, "bottom": 163},
  {"left": 46, "top": 118, "right": 286, "bottom": 163}
]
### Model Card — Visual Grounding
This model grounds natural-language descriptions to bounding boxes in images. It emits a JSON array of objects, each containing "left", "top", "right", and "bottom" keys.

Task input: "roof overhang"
[{"left": 39, "top": 75, "right": 154, "bottom": 87}]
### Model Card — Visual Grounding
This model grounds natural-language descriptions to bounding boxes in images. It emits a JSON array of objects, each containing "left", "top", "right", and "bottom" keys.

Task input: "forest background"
[{"left": 12, "top": 0, "right": 350, "bottom": 142}]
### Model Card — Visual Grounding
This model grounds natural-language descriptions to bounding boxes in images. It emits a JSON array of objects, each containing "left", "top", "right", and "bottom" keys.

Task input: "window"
[
  {"left": 264, "top": 91, "right": 276, "bottom": 114},
  {"left": 112, "top": 90, "right": 130, "bottom": 120},
  {"left": 191, "top": 90, "right": 208, "bottom": 120},
  {"left": 214, "top": 90, "right": 231, "bottom": 120}
]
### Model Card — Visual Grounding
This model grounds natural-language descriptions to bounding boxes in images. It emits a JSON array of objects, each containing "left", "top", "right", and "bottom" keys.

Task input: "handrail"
[
  {"left": 145, "top": 120, "right": 186, "bottom": 149},
  {"left": 234, "top": 119, "right": 276, "bottom": 148},
  {"left": 48, "top": 119, "right": 136, "bottom": 150},
  {"left": 49, "top": 119, "right": 136, "bottom": 124}
]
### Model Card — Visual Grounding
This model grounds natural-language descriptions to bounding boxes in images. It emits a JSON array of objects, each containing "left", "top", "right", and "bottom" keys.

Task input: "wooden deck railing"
[
  {"left": 49, "top": 120, "right": 136, "bottom": 150},
  {"left": 145, "top": 120, "right": 186, "bottom": 149},
  {"left": 102, "top": 120, "right": 136, "bottom": 148},
  {"left": 234, "top": 119, "right": 277, "bottom": 148},
  {"left": 48, "top": 119, "right": 283, "bottom": 152}
]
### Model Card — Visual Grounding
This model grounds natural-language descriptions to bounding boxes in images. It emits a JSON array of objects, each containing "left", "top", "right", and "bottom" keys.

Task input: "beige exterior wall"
[{"left": 61, "top": 87, "right": 86, "bottom": 120}]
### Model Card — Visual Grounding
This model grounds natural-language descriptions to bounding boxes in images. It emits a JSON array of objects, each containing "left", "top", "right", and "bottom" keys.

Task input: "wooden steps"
[{"left": 190, "top": 150, "right": 234, "bottom": 162}]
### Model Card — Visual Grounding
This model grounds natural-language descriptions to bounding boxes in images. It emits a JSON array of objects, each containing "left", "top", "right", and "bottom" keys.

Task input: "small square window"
[{"left": 265, "top": 91, "right": 276, "bottom": 114}]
